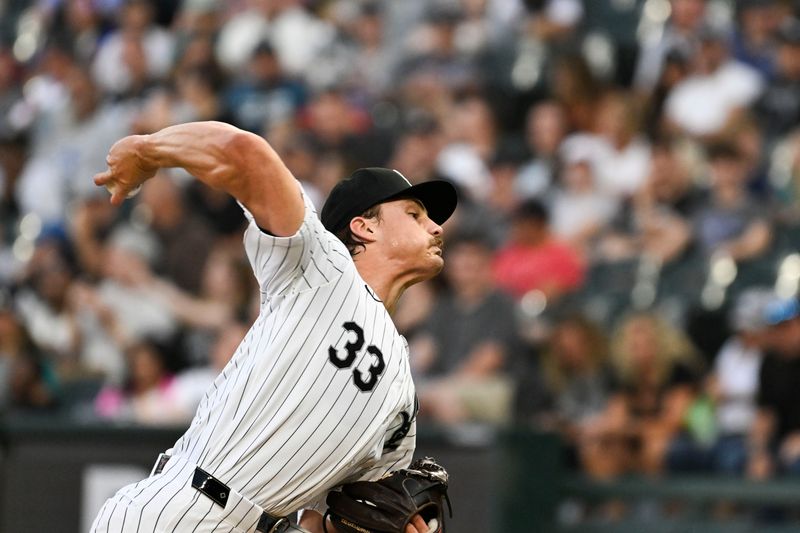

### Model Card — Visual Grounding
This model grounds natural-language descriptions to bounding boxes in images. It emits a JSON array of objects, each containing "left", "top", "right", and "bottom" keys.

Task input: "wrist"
[{"left": 133, "top": 134, "right": 159, "bottom": 172}]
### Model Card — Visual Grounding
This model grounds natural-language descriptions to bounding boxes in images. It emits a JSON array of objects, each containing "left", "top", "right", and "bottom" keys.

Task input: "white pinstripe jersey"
[{"left": 167, "top": 184, "right": 417, "bottom": 516}]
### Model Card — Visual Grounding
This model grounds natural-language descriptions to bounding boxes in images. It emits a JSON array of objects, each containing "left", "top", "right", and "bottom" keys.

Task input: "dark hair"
[
  {"left": 334, "top": 204, "right": 383, "bottom": 256},
  {"left": 513, "top": 199, "right": 549, "bottom": 224},
  {"left": 706, "top": 142, "right": 742, "bottom": 162},
  {"left": 446, "top": 229, "right": 494, "bottom": 252}
]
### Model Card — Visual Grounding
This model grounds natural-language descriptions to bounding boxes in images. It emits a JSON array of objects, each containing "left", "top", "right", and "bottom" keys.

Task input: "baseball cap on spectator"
[
  {"left": 730, "top": 288, "right": 776, "bottom": 332},
  {"left": 763, "top": 297, "right": 800, "bottom": 326}
]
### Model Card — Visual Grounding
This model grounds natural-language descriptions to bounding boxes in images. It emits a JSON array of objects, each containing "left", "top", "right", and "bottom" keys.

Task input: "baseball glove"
[{"left": 323, "top": 457, "right": 452, "bottom": 533}]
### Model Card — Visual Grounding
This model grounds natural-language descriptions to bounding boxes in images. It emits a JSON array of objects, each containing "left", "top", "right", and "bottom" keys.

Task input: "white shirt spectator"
[
  {"left": 561, "top": 133, "right": 652, "bottom": 198},
  {"left": 436, "top": 142, "right": 493, "bottom": 202},
  {"left": 549, "top": 188, "right": 617, "bottom": 241},
  {"left": 216, "top": 5, "right": 334, "bottom": 77},
  {"left": 713, "top": 337, "right": 762, "bottom": 435},
  {"left": 594, "top": 136, "right": 652, "bottom": 198},
  {"left": 665, "top": 60, "right": 764, "bottom": 136},
  {"left": 91, "top": 27, "right": 174, "bottom": 95}
]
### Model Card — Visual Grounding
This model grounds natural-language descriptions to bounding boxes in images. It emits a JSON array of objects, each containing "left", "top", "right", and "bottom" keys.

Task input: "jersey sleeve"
[{"left": 241, "top": 182, "right": 350, "bottom": 299}]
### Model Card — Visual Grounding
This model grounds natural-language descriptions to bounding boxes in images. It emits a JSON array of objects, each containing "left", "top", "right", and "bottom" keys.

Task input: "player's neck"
[{"left": 355, "top": 262, "right": 418, "bottom": 316}]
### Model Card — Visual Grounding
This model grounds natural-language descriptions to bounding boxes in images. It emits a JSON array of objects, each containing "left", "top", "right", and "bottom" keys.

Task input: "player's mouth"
[{"left": 430, "top": 237, "right": 444, "bottom": 255}]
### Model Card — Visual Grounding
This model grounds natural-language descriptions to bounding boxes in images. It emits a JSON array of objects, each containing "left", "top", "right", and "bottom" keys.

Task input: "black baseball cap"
[{"left": 321, "top": 167, "right": 458, "bottom": 234}]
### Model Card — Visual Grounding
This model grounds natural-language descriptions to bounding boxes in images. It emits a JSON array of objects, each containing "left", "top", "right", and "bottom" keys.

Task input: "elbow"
[
  {"left": 223, "top": 128, "right": 267, "bottom": 167},
  {"left": 210, "top": 129, "right": 269, "bottom": 194}
]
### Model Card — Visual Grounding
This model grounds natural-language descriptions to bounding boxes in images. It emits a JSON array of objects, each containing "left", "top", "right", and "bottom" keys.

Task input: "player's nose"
[{"left": 427, "top": 219, "right": 443, "bottom": 236}]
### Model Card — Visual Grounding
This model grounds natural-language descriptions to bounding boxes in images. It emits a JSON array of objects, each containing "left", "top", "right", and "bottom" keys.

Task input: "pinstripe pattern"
[{"left": 91, "top": 185, "right": 417, "bottom": 531}]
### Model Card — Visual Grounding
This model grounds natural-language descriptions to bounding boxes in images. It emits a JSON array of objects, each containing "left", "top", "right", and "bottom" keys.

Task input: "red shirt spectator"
[{"left": 492, "top": 199, "right": 585, "bottom": 300}]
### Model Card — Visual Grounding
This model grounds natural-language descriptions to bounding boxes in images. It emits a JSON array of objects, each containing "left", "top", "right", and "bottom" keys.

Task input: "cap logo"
[{"left": 392, "top": 169, "right": 412, "bottom": 187}]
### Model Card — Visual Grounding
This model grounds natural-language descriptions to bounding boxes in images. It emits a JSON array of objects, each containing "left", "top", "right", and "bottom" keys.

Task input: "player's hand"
[
  {"left": 93, "top": 135, "right": 156, "bottom": 205},
  {"left": 408, "top": 513, "right": 438, "bottom": 532}
]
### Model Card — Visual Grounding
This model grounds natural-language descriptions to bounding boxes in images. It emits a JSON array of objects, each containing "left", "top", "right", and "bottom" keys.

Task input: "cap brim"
[{"left": 384, "top": 180, "right": 458, "bottom": 226}]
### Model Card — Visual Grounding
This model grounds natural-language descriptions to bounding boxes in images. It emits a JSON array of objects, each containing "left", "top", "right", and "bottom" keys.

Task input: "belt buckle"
[
  {"left": 257, "top": 513, "right": 289, "bottom": 533},
  {"left": 268, "top": 517, "right": 289, "bottom": 533}
]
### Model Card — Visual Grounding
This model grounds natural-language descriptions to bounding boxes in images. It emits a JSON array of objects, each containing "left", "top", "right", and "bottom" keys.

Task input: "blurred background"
[{"left": 3, "top": 0, "right": 800, "bottom": 531}]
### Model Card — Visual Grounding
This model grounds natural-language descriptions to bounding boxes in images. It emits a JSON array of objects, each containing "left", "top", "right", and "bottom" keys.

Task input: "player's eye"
[{"left": 408, "top": 211, "right": 419, "bottom": 219}]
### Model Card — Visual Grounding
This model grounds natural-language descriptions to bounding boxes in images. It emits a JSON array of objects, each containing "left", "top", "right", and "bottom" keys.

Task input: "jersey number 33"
[{"left": 328, "top": 322, "right": 386, "bottom": 392}]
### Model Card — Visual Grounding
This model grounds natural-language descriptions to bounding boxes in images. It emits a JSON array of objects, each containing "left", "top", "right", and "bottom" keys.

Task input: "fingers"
[
  {"left": 94, "top": 170, "right": 122, "bottom": 205},
  {"left": 109, "top": 190, "right": 126, "bottom": 206},
  {"left": 407, "top": 514, "right": 429, "bottom": 533},
  {"left": 93, "top": 171, "right": 112, "bottom": 186}
]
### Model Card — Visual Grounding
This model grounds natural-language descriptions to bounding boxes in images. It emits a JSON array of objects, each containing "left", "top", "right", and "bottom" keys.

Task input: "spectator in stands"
[
  {"left": 16, "top": 63, "right": 136, "bottom": 224},
  {"left": 216, "top": 0, "right": 334, "bottom": 81},
  {"left": 400, "top": 5, "right": 480, "bottom": 93},
  {"left": 72, "top": 225, "right": 176, "bottom": 383},
  {"left": 665, "top": 288, "right": 773, "bottom": 474},
  {"left": 642, "top": 47, "right": 693, "bottom": 139},
  {"left": 140, "top": 243, "right": 253, "bottom": 366},
  {"left": 0, "top": 297, "right": 59, "bottom": 412},
  {"left": 515, "top": 100, "right": 568, "bottom": 200},
  {"left": 223, "top": 40, "right": 307, "bottom": 134},
  {"left": 311, "top": 1, "right": 399, "bottom": 98},
  {"left": 132, "top": 65, "right": 230, "bottom": 134},
  {"left": 136, "top": 174, "right": 215, "bottom": 293},
  {"left": 707, "top": 288, "right": 772, "bottom": 474},
  {"left": 548, "top": 149, "right": 618, "bottom": 253},
  {"left": 91, "top": 0, "right": 175, "bottom": 98},
  {"left": 634, "top": 0, "right": 707, "bottom": 91},
  {"left": 49, "top": 0, "right": 105, "bottom": 65},
  {"left": 69, "top": 192, "right": 121, "bottom": 280},
  {"left": 590, "top": 90, "right": 652, "bottom": 199},
  {"left": 14, "top": 233, "right": 81, "bottom": 377},
  {"left": 0, "top": 46, "right": 24, "bottom": 144},
  {"left": 486, "top": 147, "right": 530, "bottom": 226},
  {"left": 748, "top": 297, "right": 800, "bottom": 479},
  {"left": 731, "top": 0, "right": 783, "bottom": 80},
  {"left": 492, "top": 199, "right": 585, "bottom": 301},
  {"left": 93, "top": 337, "right": 188, "bottom": 425},
  {"left": 598, "top": 138, "right": 694, "bottom": 264},
  {"left": 692, "top": 142, "right": 772, "bottom": 262},
  {"left": 534, "top": 314, "right": 615, "bottom": 477},
  {"left": 388, "top": 115, "right": 448, "bottom": 187},
  {"left": 301, "top": 86, "right": 388, "bottom": 169},
  {"left": 549, "top": 53, "right": 601, "bottom": 133},
  {"left": 413, "top": 232, "right": 521, "bottom": 425},
  {"left": 586, "top": 312, "right": 704, "bottom": 476},
  {"left": 437, "top": 93, "right": 497, "bottom": 203},
  {"left": 665, "top": 23, "right": 765, "bottom": 139},
  {"left": 755, "top": 18, "right": 800, "bottom": 144},
  {"left": 768, "top": 128, "right": 800, "bottom": 212}
]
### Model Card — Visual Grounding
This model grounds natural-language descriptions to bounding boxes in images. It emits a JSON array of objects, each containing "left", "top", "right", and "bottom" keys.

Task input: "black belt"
[{"left": 153, "top": 454, "right": 289, "bottom": 533}]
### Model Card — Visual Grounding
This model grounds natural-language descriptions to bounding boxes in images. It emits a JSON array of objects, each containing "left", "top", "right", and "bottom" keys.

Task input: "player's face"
[{"left": 372, "top": 198, "right": 444, "bottom": 278}]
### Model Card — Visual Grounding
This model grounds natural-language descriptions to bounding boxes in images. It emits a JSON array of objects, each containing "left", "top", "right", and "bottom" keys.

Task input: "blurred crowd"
[{"left": 3, "top": 0, "right": 800, "bottom": 489}]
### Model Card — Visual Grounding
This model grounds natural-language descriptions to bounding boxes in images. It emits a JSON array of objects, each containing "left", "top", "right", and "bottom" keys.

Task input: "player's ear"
[{"left": 350, "top": 216, "right": 378, "bottom": 243}]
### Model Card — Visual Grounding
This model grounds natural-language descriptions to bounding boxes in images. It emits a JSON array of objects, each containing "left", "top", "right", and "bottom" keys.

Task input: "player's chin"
[{"left": 423, "top": 254, "right": 445, "bottom": 276}]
